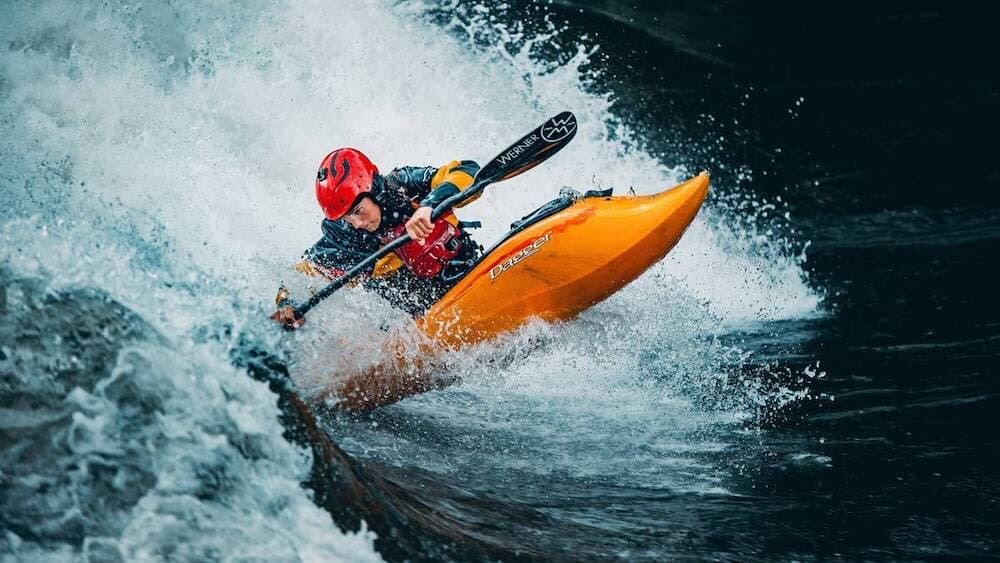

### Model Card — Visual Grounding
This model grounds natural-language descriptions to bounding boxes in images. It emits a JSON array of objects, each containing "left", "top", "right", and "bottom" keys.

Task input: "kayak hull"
[
  {"left": 418, "top": 172, "right": 710, "bottom": 347},
  {"left": 326, "top": 173, "right": 709, "bottom": 410}
]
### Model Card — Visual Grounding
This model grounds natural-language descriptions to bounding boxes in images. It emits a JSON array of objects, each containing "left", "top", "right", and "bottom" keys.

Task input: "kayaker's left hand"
[{"left": 406, "top": 206, "right": 434, "bottom": 244}]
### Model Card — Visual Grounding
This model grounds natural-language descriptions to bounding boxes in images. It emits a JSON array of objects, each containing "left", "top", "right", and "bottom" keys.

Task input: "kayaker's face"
[{"left": 342, "top": 196, "right": 381, "bottom": 232}]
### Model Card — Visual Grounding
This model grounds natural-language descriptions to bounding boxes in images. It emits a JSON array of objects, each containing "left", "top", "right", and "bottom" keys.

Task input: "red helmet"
[{"left": 315, "top": 148, "right": 379, "bottom": 220}]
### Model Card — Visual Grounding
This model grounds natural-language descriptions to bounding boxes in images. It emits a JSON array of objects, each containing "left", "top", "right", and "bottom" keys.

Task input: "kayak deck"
[{"left": 418, "top": 172, "right": 710, "bottom": 346}]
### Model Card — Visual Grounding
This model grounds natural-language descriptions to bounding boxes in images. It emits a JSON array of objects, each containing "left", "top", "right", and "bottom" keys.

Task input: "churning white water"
[{"left": 1, "top": 0, "right": 820, "bottom": 559}]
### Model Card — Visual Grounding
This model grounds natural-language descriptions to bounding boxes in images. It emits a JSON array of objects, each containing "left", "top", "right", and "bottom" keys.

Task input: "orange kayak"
[
  {"left": 328, "top": 172, "right": 710, "bottom": 410},
  {"left": 419, "top": 172, "right": 710, "bottom": 346}
]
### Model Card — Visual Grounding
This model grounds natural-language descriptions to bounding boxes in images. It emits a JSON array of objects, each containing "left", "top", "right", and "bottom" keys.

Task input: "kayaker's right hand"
[
  {"left": 270, "top": 305, "right": 305, "bottom": 330},
  {"left": 405, "top": 206, "right": 434, "bottom": 244}
]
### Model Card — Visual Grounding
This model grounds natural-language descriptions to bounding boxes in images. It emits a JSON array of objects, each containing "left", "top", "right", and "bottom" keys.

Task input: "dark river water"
[{"left": 2, "top": 0, "right": 998, "bottom": 560}]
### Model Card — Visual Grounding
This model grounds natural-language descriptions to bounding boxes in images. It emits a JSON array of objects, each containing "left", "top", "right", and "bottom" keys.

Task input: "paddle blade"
[{"left": 476, "top": 111, "right": 578, "bottom": 185}]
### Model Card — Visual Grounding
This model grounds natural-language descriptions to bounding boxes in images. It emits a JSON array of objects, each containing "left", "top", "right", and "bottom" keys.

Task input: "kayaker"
[{"left": 271, "top": 148, "right": 482, "bottom": 328}]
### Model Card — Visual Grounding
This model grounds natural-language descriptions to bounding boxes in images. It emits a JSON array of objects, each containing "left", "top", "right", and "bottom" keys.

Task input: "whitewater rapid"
[{"left": 2, "top": 0, "right": 820, "bottom": 559}]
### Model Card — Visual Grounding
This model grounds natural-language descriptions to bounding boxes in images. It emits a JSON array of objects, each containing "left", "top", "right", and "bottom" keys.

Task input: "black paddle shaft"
[{"left": 292, "top": 111, "right": 578, "bottom": 319}]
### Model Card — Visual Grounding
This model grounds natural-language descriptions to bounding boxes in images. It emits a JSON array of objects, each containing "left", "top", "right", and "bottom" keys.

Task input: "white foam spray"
[{"left": 1, "top": 0, "right": 822, "bottom": 556}]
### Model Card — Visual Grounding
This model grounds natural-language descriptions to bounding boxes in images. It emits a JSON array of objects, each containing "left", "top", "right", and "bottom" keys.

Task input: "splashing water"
[{"left": 2, "top": 0, "right": 821, "bottom": 558}]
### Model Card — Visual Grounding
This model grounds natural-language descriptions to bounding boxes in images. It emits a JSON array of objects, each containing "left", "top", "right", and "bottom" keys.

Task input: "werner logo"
[
  {"left": 540, "top": 114, "right": 577, "bottom": 142},
  {"left": 495, "top": 134, "right": 540, "bottom": 166},
  {"left": 489, "top": 232, "right": 552, "bottom": 281}
]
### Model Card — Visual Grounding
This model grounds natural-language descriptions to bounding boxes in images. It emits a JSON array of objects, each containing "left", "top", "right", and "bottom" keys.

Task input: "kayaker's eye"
[{"left": 346, "top": 203, "right": 364, "bottom": 217}]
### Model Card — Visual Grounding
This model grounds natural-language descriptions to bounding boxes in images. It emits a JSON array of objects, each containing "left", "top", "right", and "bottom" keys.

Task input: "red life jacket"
[{"left": 379, "top": 214, "right": 465, "bottom": 278}]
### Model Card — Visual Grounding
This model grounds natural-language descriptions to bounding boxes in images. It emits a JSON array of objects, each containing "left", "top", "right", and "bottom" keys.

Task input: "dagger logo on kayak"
[
  {"left": 489, "top": 232, "right": 553, "bottom": 281},
  {"left": 495, "top": 134, "right": 540, "bottom": 167},
  {"left": 540, "top": 114, "right": 577, "bottom": 142}
]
